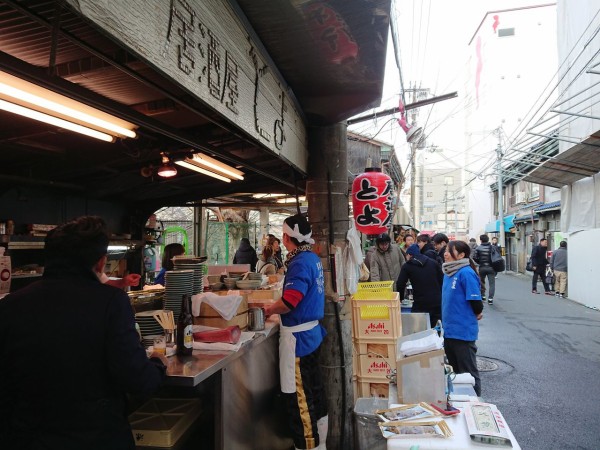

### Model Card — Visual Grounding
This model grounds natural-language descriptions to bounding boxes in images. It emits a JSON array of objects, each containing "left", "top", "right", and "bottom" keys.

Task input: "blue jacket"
[{"left": 442, "top": 266, "right": 481, "bottom": 341}]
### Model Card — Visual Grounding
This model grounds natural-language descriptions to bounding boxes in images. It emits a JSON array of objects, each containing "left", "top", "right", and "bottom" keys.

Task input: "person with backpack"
[{"left": 473, "top": 234, "right": 496, "bottom": 305}]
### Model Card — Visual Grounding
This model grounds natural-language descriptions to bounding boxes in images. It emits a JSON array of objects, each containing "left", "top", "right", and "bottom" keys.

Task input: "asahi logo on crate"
[
  {"left": 367, "top": 360, "right": 392, "bottom": 375},
  {"left": 364, "top": 322, "right": 391, "bottom": 335}
]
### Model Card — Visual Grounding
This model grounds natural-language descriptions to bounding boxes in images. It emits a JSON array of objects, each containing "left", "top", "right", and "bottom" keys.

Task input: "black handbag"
[
  {"left": 491, "top": 247, "right": 505, "bottom": 272},
  {"left": 526, "top": 257, "right": 534, "bottom": 272}
]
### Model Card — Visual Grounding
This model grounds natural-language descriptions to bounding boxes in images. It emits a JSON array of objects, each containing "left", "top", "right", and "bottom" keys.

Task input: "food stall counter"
[{"left": 163, "top": 320, "right": 279, "bottom": 387}]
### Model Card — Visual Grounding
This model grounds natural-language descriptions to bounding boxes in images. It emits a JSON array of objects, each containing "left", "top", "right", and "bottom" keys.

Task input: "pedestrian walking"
[
  {"left": 417, "top": 234, "right": 438, "bottom": 261},
  {"left": 233, "top": 237, "right": 259, "bottom": 272},
  {"left": 531, "top": 238, "right": 553, "bottom": 295},
  {"left": 396, "top": 244, "right": 443, "bottom": 327},
  {"left": 399, "top": 233, "right": 416, "bottom": 259},
  {"left": 550, "top": 240, "right": 568, "bottom": 298},
  {"left": 369, "top": 233, "right": 406, "bottom": 282},
  {"left": 473, "top": 234, "right": 496, "bottom": 304},
  {"left": 432, "top": 232, "right": 449, "bottom": 266},
  {"left": 468, "top": 237, "right": 477, "bottom": 252},
  {"left": 491, "top": 236, "right": 501, "bottom": 279},
  {"left": 442, "top": 240, "right": 484, "bottom": 396}
]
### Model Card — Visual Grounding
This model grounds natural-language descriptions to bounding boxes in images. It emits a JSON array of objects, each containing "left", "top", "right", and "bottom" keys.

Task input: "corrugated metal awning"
[{"left": 523, "top": 134, "right": 600, "bottom": 188}]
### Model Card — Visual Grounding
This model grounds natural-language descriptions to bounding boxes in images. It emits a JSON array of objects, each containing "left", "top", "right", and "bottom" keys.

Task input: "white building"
[
  {"left": 463, "top": 4, "right": 558, "bottom": 243},
  {"left": 522, "top": 0, "right": 600, "bottom": 309},
  {"left": 415, "top": 167, "right": 466, "bottom": 237}
]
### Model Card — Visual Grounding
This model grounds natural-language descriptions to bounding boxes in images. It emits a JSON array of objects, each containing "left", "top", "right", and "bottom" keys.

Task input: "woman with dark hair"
[
  {"left": 442, "top": 240, "right": 484, "bottom": 396},
  {"left": 154, "top": 243, "right": 185, "bottom": 286},
  {"left": 233, "top": 237, "right": 259, "bottom": 272},
  {"left": 267, "top": 234, "right": 284, "bottom": 272}
]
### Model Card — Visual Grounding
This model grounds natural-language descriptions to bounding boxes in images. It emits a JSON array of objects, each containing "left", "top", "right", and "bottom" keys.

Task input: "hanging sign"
[{"left": 351, "top": 168, "right": 394, "bottom": 236}]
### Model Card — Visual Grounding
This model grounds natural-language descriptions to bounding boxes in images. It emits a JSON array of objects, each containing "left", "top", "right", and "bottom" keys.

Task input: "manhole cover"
[{"left": 477, "top": 357, "right": 499, "bottom": 372}]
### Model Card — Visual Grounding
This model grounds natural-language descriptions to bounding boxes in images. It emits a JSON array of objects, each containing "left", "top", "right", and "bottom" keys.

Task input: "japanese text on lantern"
[{"left": 352, "top": 172, "right": 394, "bottom": 235}]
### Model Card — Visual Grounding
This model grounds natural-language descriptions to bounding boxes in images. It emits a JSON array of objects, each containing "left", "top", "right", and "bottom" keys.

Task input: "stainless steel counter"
[
  {"left": 163, "top": 321, "right": 279, "bottom": 387},
  {"left": 161, "top": 318, "right": 291, "bottom": 450}
]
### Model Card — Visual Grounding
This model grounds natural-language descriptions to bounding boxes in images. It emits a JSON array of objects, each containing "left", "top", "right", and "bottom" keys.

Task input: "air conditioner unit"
[{"left": 515, "top": 192, "right": 527, "bottom": 204}]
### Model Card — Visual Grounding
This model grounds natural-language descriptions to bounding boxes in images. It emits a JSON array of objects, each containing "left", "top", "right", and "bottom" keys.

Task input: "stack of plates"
[
  {"left": 135, "top": 310, "right": 164, "bottom": 347},
  {"left": 164, "top": 270, "right": 194, "bottom": 316},
  {"left": 173, "top": 261, "right": 205, "bottom": 295}
]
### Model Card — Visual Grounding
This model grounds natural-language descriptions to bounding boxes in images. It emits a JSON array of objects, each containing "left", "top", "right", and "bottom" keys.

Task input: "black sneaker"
[{"left": 488, "top": 298, "right": 493, "bottom": 305}]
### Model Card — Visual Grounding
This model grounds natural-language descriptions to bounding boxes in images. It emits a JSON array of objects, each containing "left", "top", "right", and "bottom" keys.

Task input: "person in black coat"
[
  {"left": 0, "top": 216, "right": 167, "bottom": 450},
  {"left": 396, "top": 244, "right": 444, "bottom": 327},
  {"left": 473, "top": 234, "right": 496, "bottom": 304},
  {"left": 233, "top": 237, "right": 259, "bottom": 271},
  {"left": 432, "top": 233, "right": 449, "bottom": 266},
  {"left": 531, "top": 238, "right": 552, "bottom": 294},
  {"left": 417, "top": 234, "right": 438, "bottom": 261}
]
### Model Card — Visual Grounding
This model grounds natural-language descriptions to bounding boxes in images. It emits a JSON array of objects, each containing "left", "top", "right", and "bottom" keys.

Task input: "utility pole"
[
  {"left": 444, "top": 186, "right": 448, "bottom": 234},
  {"left": 409, "top": 87, "right": 418, "bottom": 226},
  {"left": 496, "top": 129, "right": 506, "bottom": 250},
  {"left": 406, "top": 86, "right": 428, "bottom": 227}
]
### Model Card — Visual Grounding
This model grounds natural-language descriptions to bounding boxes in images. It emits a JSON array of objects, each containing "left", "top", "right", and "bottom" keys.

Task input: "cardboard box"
[
  {"left": 0, "top": 254, "right": 11, "bottom": 294},
  {"left": 353, "top": 338, "right": 397, "bottom": 379},
  {"left": 193, "top": 294, "right": 248, "bottom": 330},
  {"left": 354, "top": 374, "right": 391, "bottom": 399},
  {"left": 395, "top": 349, "right": 446, "bottom": 404},
  {"left": 129, "top": 398, "right": 202, "bottom": 447}
]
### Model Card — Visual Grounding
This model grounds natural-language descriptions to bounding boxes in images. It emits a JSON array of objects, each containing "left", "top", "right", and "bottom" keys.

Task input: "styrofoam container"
[{"left": 395, "top": 349, "right": 446, "bottom": 405}]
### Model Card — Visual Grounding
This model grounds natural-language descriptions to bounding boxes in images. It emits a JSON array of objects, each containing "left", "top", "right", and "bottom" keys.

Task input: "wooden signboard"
[{"left": 66, "top": 0, "right": 308, "bottom": 172}]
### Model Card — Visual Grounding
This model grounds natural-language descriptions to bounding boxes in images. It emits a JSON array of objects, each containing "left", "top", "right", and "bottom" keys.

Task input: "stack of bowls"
[
  {"left": 236, "top": 279, "right": 261, "bottom": 290},
  {"left": 247, "top": 273, "right": 263, "bottom": 281},
  {"left": 223, "top": 277, "right": 239, "bottom": 290},
  {"left": 164, "top": 270, "right": 194, "bottom": 316}
]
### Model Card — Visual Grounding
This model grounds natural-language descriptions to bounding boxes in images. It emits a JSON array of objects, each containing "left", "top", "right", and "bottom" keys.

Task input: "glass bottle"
[{"left": 176, "top": 294, "right": 193, "bottom": 355}]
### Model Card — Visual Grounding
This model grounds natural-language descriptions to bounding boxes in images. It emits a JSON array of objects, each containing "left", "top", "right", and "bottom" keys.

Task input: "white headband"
[{"left": 283, "top": 221, "right": 315, "bottom": 245}]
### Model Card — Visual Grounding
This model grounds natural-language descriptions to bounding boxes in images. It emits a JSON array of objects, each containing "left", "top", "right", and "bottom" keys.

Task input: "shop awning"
[
  {"left": 523, "top": 134, "right": 600, "bottom": 188},
  {"left": 484, "top": 214, "right": 516, "bottom": 233},
  {"left": 533, "top": 201, "right": 561, "bottom": 213}
]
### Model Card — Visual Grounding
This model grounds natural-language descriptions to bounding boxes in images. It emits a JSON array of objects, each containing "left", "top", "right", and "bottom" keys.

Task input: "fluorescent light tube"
[
  {"left": 0, "top": 99, "right": 114, "bottom": 142},
  {"left": 190, "top": 153, "right": 244, "bottom": 180},
  {"left": 0, "top": 70, "right": 137, "bottom": 139},
  {"left": 175, "top": 159, "right": 232, "bottom": 182}
]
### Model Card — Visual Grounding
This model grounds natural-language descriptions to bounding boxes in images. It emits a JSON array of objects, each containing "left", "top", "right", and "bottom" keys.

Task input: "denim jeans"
[{"left": 479, "top": 266, "right": 496, "bottom": 298}]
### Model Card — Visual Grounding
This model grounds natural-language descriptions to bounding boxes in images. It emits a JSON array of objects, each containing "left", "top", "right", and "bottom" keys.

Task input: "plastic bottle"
[{"left": 176, "top": 294, "right": 193, "bottom": 355}]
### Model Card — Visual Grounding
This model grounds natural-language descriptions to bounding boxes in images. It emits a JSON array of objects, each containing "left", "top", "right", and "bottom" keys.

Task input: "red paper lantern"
[{"left": 352, "top": 168, "right": 394, "bottom": 236}]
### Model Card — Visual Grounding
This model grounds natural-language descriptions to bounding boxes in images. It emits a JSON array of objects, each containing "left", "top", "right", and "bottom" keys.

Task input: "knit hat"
[
  {"left": 375, "top": 233, "right": 391, "bottom": 244},
  {"left": 406, "top": 244, "right": 421, "bottom": 257}
]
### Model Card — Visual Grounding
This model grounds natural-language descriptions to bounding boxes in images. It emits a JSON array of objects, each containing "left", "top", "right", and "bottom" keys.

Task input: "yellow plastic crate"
[
  {"left": 352, "top": 295, "right": 401, "bottom": 340},
  {"left": 357, "top": 281, "right": 394, "bottom": 292},
  {"left": 353, "top": 290, "right": 398, "bottom": 300}
]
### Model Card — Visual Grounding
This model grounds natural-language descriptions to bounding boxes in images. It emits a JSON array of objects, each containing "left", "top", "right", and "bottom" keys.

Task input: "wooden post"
[{"left": 306, "top": 122, "right": 353, "bottom": 449}]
